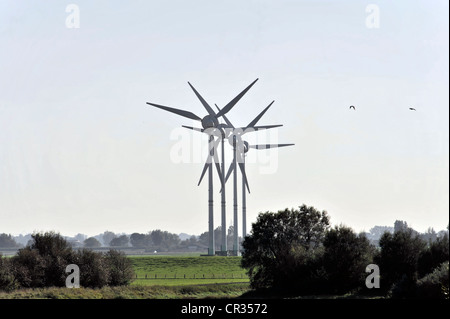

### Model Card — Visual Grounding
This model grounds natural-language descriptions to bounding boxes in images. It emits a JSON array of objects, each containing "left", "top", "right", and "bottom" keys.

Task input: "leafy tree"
[
  {"left": 149, "top": 230, "right": 180, "bottom": 250},
  {"left": 29, "top": 232, "right": 72, "bottom": 258},
  {"left": 198, "top": 231, "right": 208, "bottom": 247},
  {"left": 376, "top": 228, "right": 426, "bottom": 292},
  {"left": 104, "top": 250, "right": 134, "bottom": 286},
  {"left": 11, "top": 247, "right": 47, "bottom": 288},
  {"left": 0, "top": 233, "right": 20, "bottom": 248},
  {"left": 322, "top": 225, "right": 376, "bottom": 294},
  {"left": 73, "top": 233, "right": 87, "bottom": 242},
  {"left": 109, "top": 235, "right": 129, "bottom": 247},
  {"left": 11, "top": 231, "right": 75, "bottom": 288},
  {"left": 420, "top": 227, "right": 438, "bottom": 243},
  {"left": 189, "top": 235, "right": 198, "bottom": 244},
  {"left": 416, "top": 261, "right": 449, "bottom": 299},
  {"left": 150, "top": 230, "right": 164, "bottom": 246},
  {"left": 102, "top": 231, "right": 116, "bottom": 246},
  {"left": 0, "top": 254, "right": 16, "bottom": 291},
  {"left": 241, "top": 205, "right": 330, "bottom": 290},
  {"left": 366, "top": 226, "right": 394, "bottom": 241},
  {"left": 130, "top": 233, "right": 150, "bottom": 247},
  {"left": 84, "top": 237, "right": 102, "bottom": 248},
  {"left": 198, "top": 226, "right": 234, "bottom": 251},
  {"left": 394, "top": 220, "right": 409, "bottom": 233},
  {"left": 73, "top": 249, "right": 109, "bottom": 288},
  {"left": 23, "top": 232, "right": 74, "bottom": 287},
  {"left": 418, "top": 233, "right": 449, "bottom": 277}
]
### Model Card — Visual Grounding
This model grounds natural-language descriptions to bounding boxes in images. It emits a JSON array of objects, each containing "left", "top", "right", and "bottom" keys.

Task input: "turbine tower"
[{"left": 148, "top": 79, "right": 258, "bottom": 255}]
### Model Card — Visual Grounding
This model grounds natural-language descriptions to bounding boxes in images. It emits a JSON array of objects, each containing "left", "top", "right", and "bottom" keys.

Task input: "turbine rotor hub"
[{"left": 201, "top": 115, "right": 219, "bottom": 129}]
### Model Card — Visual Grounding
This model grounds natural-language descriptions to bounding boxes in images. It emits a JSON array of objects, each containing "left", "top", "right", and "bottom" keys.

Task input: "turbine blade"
[
  {"left": 182, "top": 125, "right": 204, "bottom": 133},
  {"left": 216, "top": 78, "right": 259, "bottom": 118},
  {"left": 197, "top": 162, "right": 209, "bottom": 186},
  {"left": 237, "top": 160, "right": 250, "bottom": 194},
  {"left": 187, "top": 82, "right": 216, "bottom": 117},
  {"left": 147, "top": 102, "right": 202, "bottom": 121},
  {"left": 215, "top": 104, "right": 234, "bottom": 128},
  {"left": 251, "top": 124, "right": 283, "bottom": 130},
  {"left": 224, "top": 163, "right": 234, "bottom": 184},
  {"left": 246, "top": 100, "right": 275, "bottom": 128},
  {"left": 241, "top": 124, "right": 283, "bottom": 134},
  {"left": 210, "top": 137, "right": 225, "bottom": 187},
  {"left": 249, "top": 143, "right": 295, "bottom": 149},
  {"left": 215, "top": 162, "right": 224, "bottom": 187}
]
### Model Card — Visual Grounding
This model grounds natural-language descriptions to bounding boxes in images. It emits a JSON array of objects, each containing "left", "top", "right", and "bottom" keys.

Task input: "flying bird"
[
  {"left": 349, "top": 105, "right": 355, "bottom": 110},
  {"left": 409, "top": 107, "right": 416, "bottom": 111}
]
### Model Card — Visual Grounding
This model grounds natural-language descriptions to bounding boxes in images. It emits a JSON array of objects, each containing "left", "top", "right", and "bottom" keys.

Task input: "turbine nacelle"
[{"left": 201, "top": 115, "right": 219, "bottom": 129}]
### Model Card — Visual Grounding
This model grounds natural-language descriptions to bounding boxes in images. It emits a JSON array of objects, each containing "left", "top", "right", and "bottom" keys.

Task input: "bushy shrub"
[
  {"left": 288, "top": 245, "right": 329, "bottom": 295},
  {"left": 376, "top": 229, "right": 426, "bottom": 292},
  {"left": 105, "top": 250, "right": 134, "bottom": 286},
  {"left": 8, "top": 231, "right": 134, "bottom": 290},
  {"left": 389, "top": 275, "right": 418, "bottom": 299},
  {"left": 322, "top": 226, "right": 376, "bottom": 294},
  {"left": 73, "top": 249, "right": 109, "bottom": 288},
  {"left": 418, "top": 234, "right": 449, "bottom": 278},
  {"left": 12, "top": 247, "right": 47, "bottom": 288},
  {"left": 0, "top": 254, "right": 16, "bottom": 291},
  {"left": 416, "top": 261, "right": 449, "bottom": 299},
  {"left": 11, "top": 232, "right": 75, "bottom": 288}
]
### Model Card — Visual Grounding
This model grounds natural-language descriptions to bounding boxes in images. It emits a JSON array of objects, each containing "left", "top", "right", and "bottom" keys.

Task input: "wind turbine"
[
  {"left": 182, "top": 103, "right": 280, "bottom": 255},
  {"left": 184, "top": 102, "right": 282, "bottom": 255},
  {"left": 148, "top": 79, "right": 258, "bottom": 255},
  {"left": 217, "top": 102, "right": 292, "bottom": 255}
]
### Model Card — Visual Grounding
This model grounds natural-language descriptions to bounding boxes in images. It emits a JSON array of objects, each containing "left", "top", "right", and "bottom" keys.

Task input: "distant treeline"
[
  {"left": 1, "top": 227, "right": 243, "bottom": 252},
  {"left": 1, "top": 221, "right": 447, "bottom": 251}
]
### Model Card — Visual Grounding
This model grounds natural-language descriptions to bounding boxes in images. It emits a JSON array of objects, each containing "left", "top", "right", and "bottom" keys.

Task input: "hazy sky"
[{"left": 1, "top": 1, "right": 448, "bottom": 238}]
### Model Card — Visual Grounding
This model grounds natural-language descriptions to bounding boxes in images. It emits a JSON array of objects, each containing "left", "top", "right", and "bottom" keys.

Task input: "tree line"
[
  {"left": 1, "top": 222, "right": 446, "bottom": 252},
  {"left": 1, "top": 227, "right": 243, "bottom": 252},
  {"left": 80, "top": 227, "right": 241, "bottom": 251},
  {"left": 241, "top": 205, "right": 449, "bottom": 299}
]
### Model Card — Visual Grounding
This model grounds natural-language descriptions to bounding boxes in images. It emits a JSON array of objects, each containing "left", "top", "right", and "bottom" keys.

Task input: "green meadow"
[{"left": 129, "top": 256, "right": 249, "bottom": 286}]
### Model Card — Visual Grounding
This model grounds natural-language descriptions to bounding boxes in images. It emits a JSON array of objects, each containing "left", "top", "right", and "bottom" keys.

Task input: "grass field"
[{"left": 129, "top": 256, "right": 249, "bottom": 286}]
